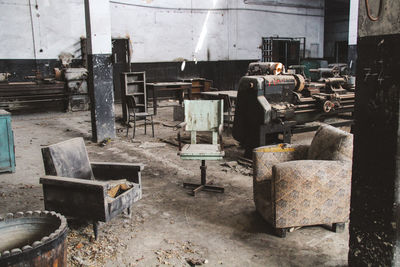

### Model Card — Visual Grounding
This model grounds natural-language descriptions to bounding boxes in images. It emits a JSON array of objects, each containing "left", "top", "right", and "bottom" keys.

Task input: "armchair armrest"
[
  {"left": 272, "top": 160, "right": 352, "bottom": 228},
  {"left": 40, "top": 175, "right": 108, "bottom": 189},
  {"left": 253, "top": 144, "right": 309, "bottom": 183},
  {"left": 90, "top": 162, "right": 144, "bottom": 184},
  {"left": 40, "top": 175, "right": 109, "bottom": 221}
]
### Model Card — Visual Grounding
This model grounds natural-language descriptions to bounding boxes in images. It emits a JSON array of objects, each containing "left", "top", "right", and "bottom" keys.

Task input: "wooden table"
[
  {"left": 181, "top": 78, "right": 213, "bottom": 99},
  {"left": 147, "top": 82, "right": 192, "bottom": 115},
  {"left": 201, "top": 90, "right": 237, "bottom": 129}
]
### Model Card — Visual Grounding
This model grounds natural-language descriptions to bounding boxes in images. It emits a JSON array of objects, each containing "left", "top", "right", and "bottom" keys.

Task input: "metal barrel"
[{"left": 0, "top": 211, "right": 68, "bottom": 267}]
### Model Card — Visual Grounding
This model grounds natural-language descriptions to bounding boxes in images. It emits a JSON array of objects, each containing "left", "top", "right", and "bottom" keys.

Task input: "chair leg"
[
  {"left": 227, "top": 110, "right": 231, "bottom": 132},
  {"left": 200, "top": 160, "right": 206, "bottom": 185},
  {"left": 183, "top": 160, "right": 224, "bottom": 196},
  {"left": 126, "top": 114, "right": 130, "bottom": 137},
  {"left": 275, "top": 227, "right": 288, "bottom": 238},
  {"left": 133, "top": 114, "right": 136, "bottom": 139},
  {"left": 332, "top": 223, "right": 345, "bottom": 233},
  {"left": 93, "top": 221, "right": 99, "bottom": 241},
  {"left": 151, "top": 115, "right": 155, "bottom": 137},
  {"left": 144, "top": 117, "right": 147, "bottom": 135},
  {"left": 126, "top": 206, "right": 132, "bottom": 218}
]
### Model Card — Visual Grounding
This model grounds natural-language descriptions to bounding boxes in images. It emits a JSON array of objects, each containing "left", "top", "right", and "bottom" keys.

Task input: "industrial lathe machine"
[{"left": 232, "top": 62, "right": 355, "bottom": 153}]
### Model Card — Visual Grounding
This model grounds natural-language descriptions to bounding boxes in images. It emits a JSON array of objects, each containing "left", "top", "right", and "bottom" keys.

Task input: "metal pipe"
[{"left": 28, "top": 0, "right": 38, "bottom": 73}]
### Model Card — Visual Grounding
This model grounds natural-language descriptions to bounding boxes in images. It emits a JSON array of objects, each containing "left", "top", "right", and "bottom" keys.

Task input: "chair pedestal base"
[
  {"left": 183, "top": 160, "right": 224, "bottom": 196},
  {"left": 183, "top": 183, "right": 224, "bottom": 196}
]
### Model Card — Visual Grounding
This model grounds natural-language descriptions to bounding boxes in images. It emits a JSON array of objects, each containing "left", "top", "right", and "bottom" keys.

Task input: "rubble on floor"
[
  {"left": 220, "top": 160, "right": 252, "bottom": 176},
  {"left": 154, "top": 239, "right": 207, "bottom": 266}
]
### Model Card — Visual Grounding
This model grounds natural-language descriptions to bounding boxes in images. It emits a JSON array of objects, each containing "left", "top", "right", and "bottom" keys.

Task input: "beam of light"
[
  {"left": 194, "top": 11, "right": 210, "bottom": 53},
  {"left": 193, "top": 0, "right": 218, "bottom": 62}
]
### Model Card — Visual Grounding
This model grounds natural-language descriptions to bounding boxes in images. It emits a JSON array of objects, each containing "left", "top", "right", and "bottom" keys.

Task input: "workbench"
[
  {"left": 0, "top": 81, "right": 67, "bottom": 111},
  {"left": 180, "top": 78, "right": 213, "bottom": 99},
  {"left": 147, "top": 82, "right": 192, "bottom": 115}
]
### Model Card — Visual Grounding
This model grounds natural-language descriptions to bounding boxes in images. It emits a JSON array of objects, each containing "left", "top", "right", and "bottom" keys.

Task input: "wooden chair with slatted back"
[
  {"left": 176, "top": 100, "right": 225, "bottom": 196},
  {"left": 126, "top": 95, "right": 154, "bottom": 138}
]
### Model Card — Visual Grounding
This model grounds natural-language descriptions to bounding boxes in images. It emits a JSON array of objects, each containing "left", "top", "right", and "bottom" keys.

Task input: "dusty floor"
[{"left": 0, "top": 101, "right": 349, "bottom": 266}]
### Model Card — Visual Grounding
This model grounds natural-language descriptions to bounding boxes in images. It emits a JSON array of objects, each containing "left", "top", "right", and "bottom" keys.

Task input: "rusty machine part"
[
  {"left": 247, "top": 62, "right": 285, "bottom": 76},
  {"left": 233, "top": 62, "right": 355, "bottom": 153},
  {"left": 0, "top": 73, "right": 11, "bottom": 83},
  {"left": 0, "top": 211, "right": 68, "bottom": 267}
]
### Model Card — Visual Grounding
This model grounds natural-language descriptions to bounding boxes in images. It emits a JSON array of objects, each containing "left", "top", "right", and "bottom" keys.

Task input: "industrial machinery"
[{"left": 233, "top": 62, "right": 355, "bottom": 153}]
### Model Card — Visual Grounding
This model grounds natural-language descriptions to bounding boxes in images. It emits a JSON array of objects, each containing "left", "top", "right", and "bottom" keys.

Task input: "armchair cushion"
[
  {"left": 42, "top": 137, "right": 94, "bottom": 180},
  {"left": 272, "top": 160, "right": 352, "bottom": 228},
  {"left": 180, "top": 144, "right": 224, "bottom": 160},
  {"left": 307, "top": 124, "right": 353, "bottom": 161}
]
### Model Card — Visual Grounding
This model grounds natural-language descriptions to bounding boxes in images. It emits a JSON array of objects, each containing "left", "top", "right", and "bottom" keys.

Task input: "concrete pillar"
[
  {"left": 347, "top": 0, "right": 358, "bottom": 75},
  {"left": 348, "top": 0, "right": 400, "bottom": 266},
  {"left": 84, "top": 0, "right": 115, "bottom": 142}
]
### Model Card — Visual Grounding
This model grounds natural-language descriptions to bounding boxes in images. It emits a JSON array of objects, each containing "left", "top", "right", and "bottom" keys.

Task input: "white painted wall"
[
  {"left": 0, "top": 0, "right": 86, "bottom": 60},
  {"left": 348, "top": 0, "right": 359, "bottom": 45},
  {"left": 0, "top": 0, "right": 324, "bottom": 61},
  {"left": 85, "top": 0, "right": 112, "bottom": 54}
]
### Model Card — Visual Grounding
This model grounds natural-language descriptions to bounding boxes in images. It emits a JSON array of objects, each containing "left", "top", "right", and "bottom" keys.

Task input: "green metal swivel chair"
[{"left": 177, "top": 100, "right": 225, "bottom": 196}]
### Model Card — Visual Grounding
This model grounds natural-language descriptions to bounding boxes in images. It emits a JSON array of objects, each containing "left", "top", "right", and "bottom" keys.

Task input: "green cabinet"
[{"left": 0, "top": 110, "right": 15, "bottom": 173}]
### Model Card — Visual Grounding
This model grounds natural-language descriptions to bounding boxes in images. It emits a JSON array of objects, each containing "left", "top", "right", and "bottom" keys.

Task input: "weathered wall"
[
  {"left": 0, "top": 0, "right": 85, "bottom": 60},
  {"left": 0, "top": 0, "right": 324, "bottom": 63},
  {"left": 358, "top": 0, "right": 400, "bottom": 37},
  {"left": 349, "top": 0, "right": 400, "bottom": 265}
]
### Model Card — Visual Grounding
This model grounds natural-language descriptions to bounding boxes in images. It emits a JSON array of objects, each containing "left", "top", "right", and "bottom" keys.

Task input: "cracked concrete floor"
[{"left": 0, "top": 102, "right": 349, "bottom": 266}]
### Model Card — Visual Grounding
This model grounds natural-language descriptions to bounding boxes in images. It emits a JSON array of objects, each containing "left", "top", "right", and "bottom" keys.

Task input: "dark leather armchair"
[{"left": 40, "top": 137, "right": 144, "bottom": 240}]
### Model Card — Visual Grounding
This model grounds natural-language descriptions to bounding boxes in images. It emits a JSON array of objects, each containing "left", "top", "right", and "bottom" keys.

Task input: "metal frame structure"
[{"left": 261, "top": 37, "right": 306, "bottom": 66}]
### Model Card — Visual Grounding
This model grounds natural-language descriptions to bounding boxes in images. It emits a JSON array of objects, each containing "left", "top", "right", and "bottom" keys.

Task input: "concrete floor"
[{"left": 0, "top": 102, "right": 349, "bottom": 266}]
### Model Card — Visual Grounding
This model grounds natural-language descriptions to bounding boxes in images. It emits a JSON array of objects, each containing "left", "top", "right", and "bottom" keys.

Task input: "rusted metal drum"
[{"left": 0, "top": 211, "right": 68, "bottom": 267}]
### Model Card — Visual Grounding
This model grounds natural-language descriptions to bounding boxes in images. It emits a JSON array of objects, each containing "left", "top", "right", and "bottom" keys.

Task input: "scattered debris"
[
  {"left": 161, "top": 122, "right": 181, "bottom": 128},
  {"left": 107, "top": 179, "right": 133, "bottom": 198},
  {"left": 159, "top": 138, "right": 179, "bottom": 147},
  {"left": 237, "top": 156, "right": 252, "bottom": 166},
  {"left": 19, "top": 184, "right": 34, "bottom": 189},
  {"left": 221, "top": 161, "right": 238, "bottom": 169},
  {"left": 221, "top": 160, "right": 252, "bottom": 176},
  {"left": 153, "top": 240, "right": 206, "bottom": 266},
  {"left": 75, "top": 242, "right": 84, "bottom": 249},
  {"left": 99, "top": 138, "right": 112, "bottom": 147},
  {"left": 186, "top": 257, "right": 207, "bottom": 266},
  {"left": 67, "top": 215, "right": 143, "bottom": 267},
  {"left": 139, "top": 142, "right": 166, "bottom": 149}
]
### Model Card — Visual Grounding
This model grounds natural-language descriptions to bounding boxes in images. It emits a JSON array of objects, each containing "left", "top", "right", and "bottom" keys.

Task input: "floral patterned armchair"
[{"left": 253, "top": 125, "right": 353, "bottom": 237}]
